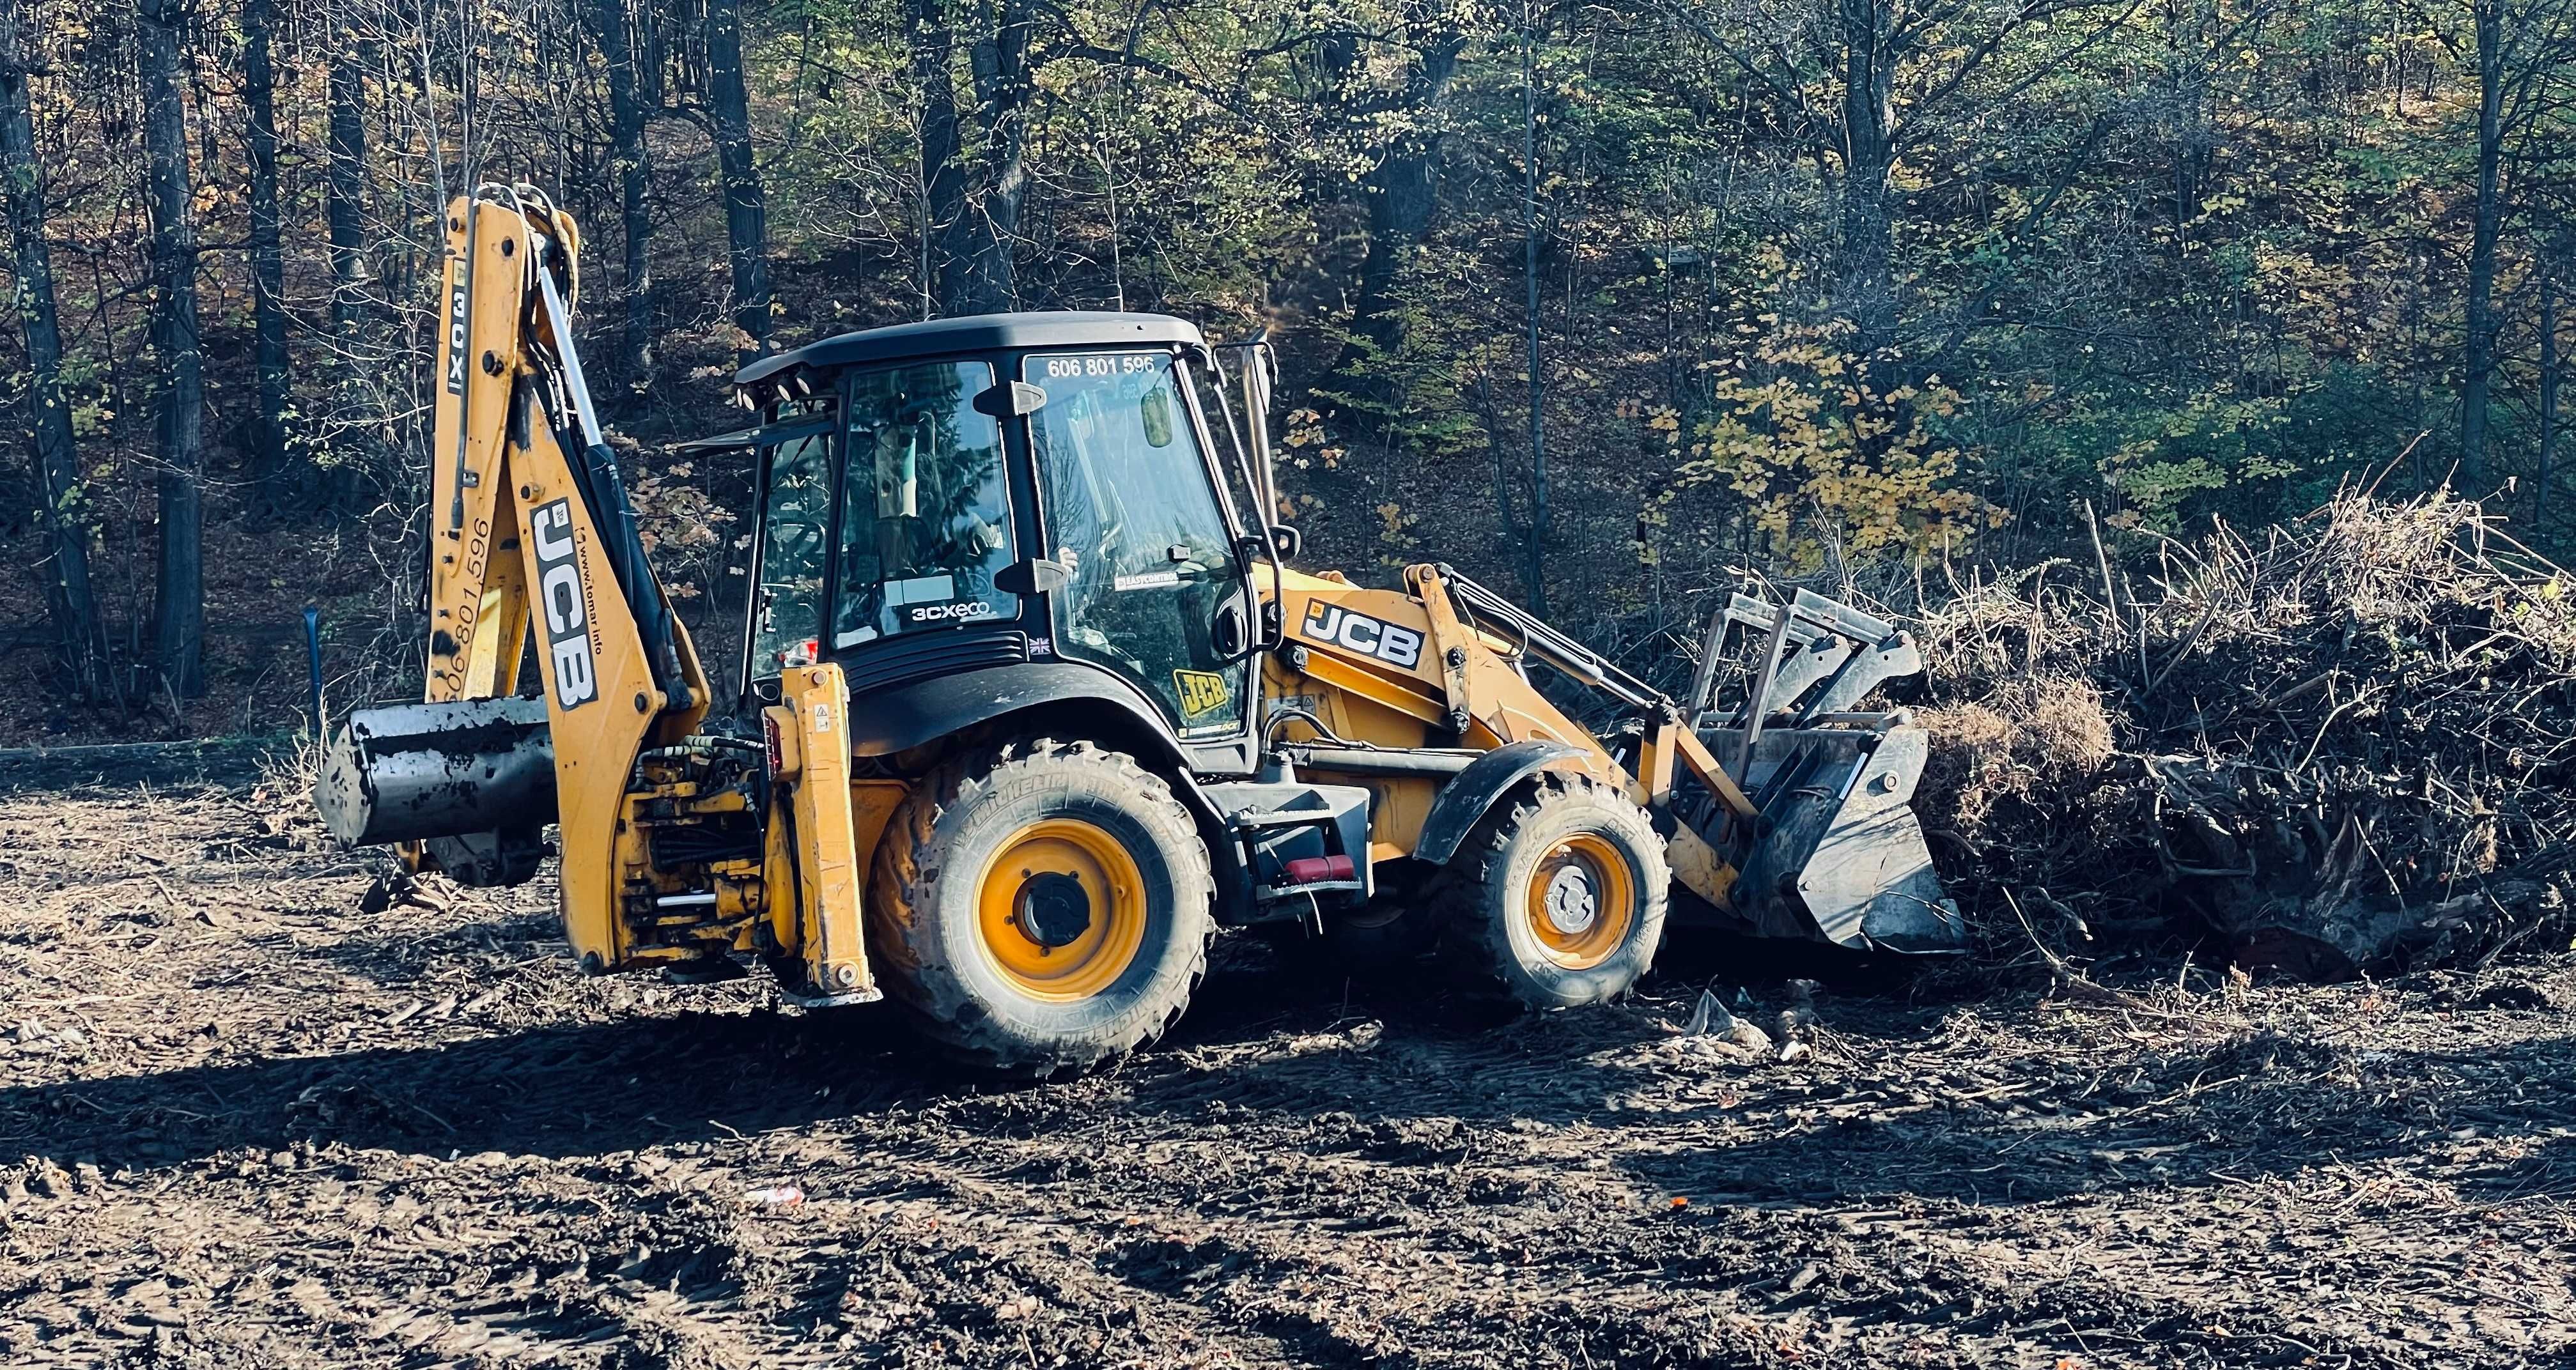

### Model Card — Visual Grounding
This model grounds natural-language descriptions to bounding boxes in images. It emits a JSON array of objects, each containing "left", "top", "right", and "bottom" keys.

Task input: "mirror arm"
[{"left": 1201, "top": 351, "right": 1288, "bottom": 654}]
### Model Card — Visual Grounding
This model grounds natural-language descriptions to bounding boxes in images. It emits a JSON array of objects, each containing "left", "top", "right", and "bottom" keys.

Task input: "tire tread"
[{"left": 867, "top": 738, "right": 1212, "bottom": 1075}]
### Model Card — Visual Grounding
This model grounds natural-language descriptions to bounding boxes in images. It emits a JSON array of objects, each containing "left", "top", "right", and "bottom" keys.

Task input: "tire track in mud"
[{"left": 4, "top": 785, "right": 2575, "bottom": 1367}]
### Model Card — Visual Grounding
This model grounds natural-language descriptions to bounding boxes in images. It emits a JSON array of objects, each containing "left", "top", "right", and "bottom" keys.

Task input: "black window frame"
[
  {"left": 816, "top": 354, "right": 1030, "bottom": 659},
  {"left": 733, "top": 411, "right": 839, "bottom": 709}
]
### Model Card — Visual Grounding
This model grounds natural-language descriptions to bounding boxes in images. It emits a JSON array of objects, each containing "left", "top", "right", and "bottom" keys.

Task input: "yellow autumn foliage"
[{"left": 1657, "top": 321, "right": 1998, "bottom": 572}]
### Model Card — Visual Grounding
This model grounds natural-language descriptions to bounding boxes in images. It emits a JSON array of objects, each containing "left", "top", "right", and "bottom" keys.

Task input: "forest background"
[{"left": 1, "top": 0, "right": 2572, "bottom": 739}]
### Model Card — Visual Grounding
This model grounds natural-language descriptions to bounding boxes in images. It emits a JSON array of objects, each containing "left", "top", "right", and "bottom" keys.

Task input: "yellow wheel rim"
[
  {"left": 975, "top": 818, "right": 1149, "bottom": 1001},
  {"left": 1525, "top": 833, "right": 1636, "bottom": 970}
]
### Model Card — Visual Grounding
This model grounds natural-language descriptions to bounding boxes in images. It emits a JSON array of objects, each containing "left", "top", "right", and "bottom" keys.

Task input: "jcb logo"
[
  {"left": 1300, "top": 602, "right": 1424, "bottom": 670},
  {"left": 531, "top": 499, "right": 599, "bottom": 710},
  {"left": 444, "top": 281, "right": 470, "bottom": 395},
  {"left": 1173, "top": 669, "right": 1232, "bottom": 720}
]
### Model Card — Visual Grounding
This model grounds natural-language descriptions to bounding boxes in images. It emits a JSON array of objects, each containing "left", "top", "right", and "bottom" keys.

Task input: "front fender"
[
  {"left": 844, "top": 659, "right": 1257, "bottom": 925},
  {"left": 1413, "top": 739, "right": 1592, "bottom": 867}
]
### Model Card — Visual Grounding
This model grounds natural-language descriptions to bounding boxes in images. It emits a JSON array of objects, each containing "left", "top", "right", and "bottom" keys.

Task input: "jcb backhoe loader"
[{"left": 318, "top": 186, "right": 1958, "bottom": 1074}]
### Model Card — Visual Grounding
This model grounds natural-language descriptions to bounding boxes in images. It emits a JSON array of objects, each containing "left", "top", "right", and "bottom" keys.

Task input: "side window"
[
  {"left": 1028, "top": 351, "right": 1246, "bottom": 737},
  {"left": 750, "top": 427, "right": 835, "bottom": 677},
  {"left": 833, "top": 361, "right": 1017, "bottom": 646}
]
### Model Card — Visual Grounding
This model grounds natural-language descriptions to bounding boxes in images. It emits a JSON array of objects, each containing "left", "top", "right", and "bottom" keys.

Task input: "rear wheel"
[
  {"left": 868, "top": 739, "right": 1214, "bottom": 1074},
  {"left": 1436, "top": 776, "right": 1668, "bottom": 1009}
]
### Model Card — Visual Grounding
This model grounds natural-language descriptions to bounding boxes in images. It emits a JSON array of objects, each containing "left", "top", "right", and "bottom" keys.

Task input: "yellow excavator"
[{"left": 318, "top": 186, "right": 1957, "bottom": 1073}]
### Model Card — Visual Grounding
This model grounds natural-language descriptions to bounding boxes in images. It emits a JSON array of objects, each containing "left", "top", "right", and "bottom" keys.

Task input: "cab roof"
[{"left": 733, "top": 311, "right": 1206, "bottom": 394}]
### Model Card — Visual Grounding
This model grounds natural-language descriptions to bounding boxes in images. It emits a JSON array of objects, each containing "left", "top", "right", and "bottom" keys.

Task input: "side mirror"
[{"left": 1267, "top": 524, "right": 1301, "bottom": 560}]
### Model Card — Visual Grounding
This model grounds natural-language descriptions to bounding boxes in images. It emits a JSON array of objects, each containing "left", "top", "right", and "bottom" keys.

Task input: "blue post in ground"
[{"left": 303, "top": 605, "right": 324, "bottom": 741}]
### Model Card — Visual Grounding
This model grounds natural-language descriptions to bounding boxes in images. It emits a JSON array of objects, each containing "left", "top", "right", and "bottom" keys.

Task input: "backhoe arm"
[
  {"left": 410, "top": 185, "right": 711, "bottom": 967},
  {"left": 318, "top": 185, "right": 874, "bottom": 1000}
]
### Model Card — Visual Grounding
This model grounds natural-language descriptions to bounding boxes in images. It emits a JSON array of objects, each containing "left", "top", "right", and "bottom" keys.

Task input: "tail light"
[{"left": 1284, "top": 855, "right": 1355, "bottom": 885}]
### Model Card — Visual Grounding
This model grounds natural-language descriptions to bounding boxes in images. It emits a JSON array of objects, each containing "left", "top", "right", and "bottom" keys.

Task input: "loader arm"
[
  {"left": 1264, "top": 562, "right": 1751, "bottom": 908},
  {"left": 1262, "top": 560, "right": 1960, "bottom": 952}
]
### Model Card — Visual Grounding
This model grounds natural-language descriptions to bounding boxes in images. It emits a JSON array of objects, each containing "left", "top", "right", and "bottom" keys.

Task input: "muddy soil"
[{"left": 3, "top": 776, "right": 2573, "bottom": 1369}]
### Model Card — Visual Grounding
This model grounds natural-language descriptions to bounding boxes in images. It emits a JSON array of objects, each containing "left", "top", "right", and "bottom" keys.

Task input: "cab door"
[
  {"left": 676, "top": 415, "right": 836, "bottom": 707},
  {"left": 1023, "top": 350, "right": 1255, "bottom": 764}
]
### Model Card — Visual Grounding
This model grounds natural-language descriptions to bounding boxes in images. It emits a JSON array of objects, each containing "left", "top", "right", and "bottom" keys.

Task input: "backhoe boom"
[{"left": 318, "top": 186, "right": 871, "bottom": 1001}]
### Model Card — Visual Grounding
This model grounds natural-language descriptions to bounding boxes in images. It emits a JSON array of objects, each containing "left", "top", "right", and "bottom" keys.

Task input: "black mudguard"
[
  {"left": 844, "top": 660, "right": 1263, "bottom": 923},
  {"left": 847, "top": 661, "right": 1181, "bottom": 760},
  {"left": 1412, "top": 740, "right": 1591, "bottom": 867}
]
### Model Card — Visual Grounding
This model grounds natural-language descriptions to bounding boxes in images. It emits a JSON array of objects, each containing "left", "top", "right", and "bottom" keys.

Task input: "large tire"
[
  {"left": 1435, "top": 775, "right": 1668, "bottom": 1010},
  {"left": 867, "top": 739, "right": 1214, "bottom": 1074}
]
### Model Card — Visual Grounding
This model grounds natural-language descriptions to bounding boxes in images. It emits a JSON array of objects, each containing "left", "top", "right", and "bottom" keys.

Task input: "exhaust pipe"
[{"left": 316, "top": 697, "right": 557, "bottom": 886}]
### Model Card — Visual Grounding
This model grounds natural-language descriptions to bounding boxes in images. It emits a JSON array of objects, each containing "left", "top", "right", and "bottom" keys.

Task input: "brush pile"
[{"left": 1905, "top": 490, "right": 2576, "bottom": 978}]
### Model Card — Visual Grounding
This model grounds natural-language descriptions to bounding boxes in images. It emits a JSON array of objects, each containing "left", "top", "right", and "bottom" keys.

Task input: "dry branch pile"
[{"left": 1905, "top": 491, "right": 2576, "bottom": 978}]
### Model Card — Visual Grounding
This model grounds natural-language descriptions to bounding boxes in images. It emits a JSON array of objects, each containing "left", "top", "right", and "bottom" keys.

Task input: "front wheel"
[
  {"left": 868, "top": 739, "right": 1214, "bottom": 1075},
  {"left": 1436, "top": 775, "right": 1668, "bottom": 1010}
]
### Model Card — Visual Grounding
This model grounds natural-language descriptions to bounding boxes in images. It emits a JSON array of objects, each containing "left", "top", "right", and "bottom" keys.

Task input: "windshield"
[{"left": 832, "top": 360, "right": 1017, "bottom": 646}]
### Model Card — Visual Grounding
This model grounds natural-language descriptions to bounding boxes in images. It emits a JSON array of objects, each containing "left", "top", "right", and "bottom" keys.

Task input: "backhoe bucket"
[{"left": 1695, "top": 591, "right": 1964, "bottom": 954}]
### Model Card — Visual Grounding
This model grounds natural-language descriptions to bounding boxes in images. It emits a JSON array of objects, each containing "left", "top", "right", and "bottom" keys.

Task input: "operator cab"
[{"left": 687, "top": 312, "right": 1290, "bottom": 778}]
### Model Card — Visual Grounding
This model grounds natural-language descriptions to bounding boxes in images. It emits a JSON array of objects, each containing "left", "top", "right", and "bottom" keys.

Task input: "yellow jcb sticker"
[{"left": 1174, "top": 669, "right": 1233, "bottom": 720}]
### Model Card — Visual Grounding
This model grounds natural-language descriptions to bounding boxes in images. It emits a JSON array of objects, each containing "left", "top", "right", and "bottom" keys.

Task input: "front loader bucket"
[
  {"left": 1706, "top": 722, "right": 1962, "bottom": 952},
  {"left": 1693, "top": 590, "right": 1964, "bottom": 954}
]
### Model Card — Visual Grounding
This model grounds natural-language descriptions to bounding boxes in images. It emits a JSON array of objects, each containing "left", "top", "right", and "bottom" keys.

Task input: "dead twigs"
[{"left": 1914, "top": 487, "right": 2576, "bottom": 976}]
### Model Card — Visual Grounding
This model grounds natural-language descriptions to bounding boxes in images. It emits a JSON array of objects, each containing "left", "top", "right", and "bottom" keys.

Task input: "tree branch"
[{"left": 1659, "top": 1, "right": 1819, "bottom": 124}]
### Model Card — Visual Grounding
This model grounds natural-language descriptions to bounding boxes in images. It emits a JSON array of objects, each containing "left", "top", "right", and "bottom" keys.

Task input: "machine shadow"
[
  {"left": 0, "top": 940, "right": 1396, "bottom": 1173},
  {"left": 21, "top": 928, "right": 2569, "bottom": 1227},
  {"left": 1, "top": 1010, "right": 932, "bottom": 1172},
  {"left": 259, "top": 906, "right": 571, "bottom": 987}
]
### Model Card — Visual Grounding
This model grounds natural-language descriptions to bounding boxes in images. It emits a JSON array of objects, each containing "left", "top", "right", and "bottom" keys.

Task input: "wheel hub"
[
  {"left": 1542, "top": 861, "right": 1599, "bottom": 937},
  {"left": 977, "top": 816, "right": 1150, "bottom": 1000},
  {"left": 1014, "top": 871, "right": 1093, "bottom": 949}
]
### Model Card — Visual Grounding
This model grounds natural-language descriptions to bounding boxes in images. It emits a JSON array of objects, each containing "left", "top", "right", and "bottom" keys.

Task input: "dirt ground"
[{"left": 4, "top": 768, "right": 2574, "bottom": 1369}]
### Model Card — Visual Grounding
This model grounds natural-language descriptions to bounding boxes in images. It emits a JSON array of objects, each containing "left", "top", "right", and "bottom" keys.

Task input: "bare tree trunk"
[
  {"left": 1323, "top": 33, "right": 1464, "bottom": 425},
  {"left": 909, "top": 0, "right": 1017, "bottom": 315},
  {"left": 1339, "top": 142, "right": 1440, "bottom": 369},
  {"left": 2543, "top": 244, "right": 2562, "bottom": 530},
  {"left": 0, "top": 0, "right": 107, "bottom": 699},
  {"left": 1836, "top": 0, "right": 1896, "bottom": 360},
  {"left": 244, "top": 0, "right": 290, "bottom": 504},
  {"left": 910, "top": 0, "right": 970, "bottom": 315},
  {"left": 325, "top": 36, "right": 369, "bottom": 344},
  {"left": 961, "top": 0, "right": 1029, "bottom": 311},
  {"left": 323, "top": 24, "right": 372, "bottom": 507},
  {"left": 2461, "top": 0, "right": 2504, "bottom": 489},
  {"left": 1521, "top": 1, "right": 1546, "bottom": 616},
  {"left": 141, "top": 0, "right": 203, "bottom": 698},
  {"left": 590, "top": 0, "right": 654, "bottom": 364},
  {"left": 704, "top": 0, "right": 770, "bottom": 355}
]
